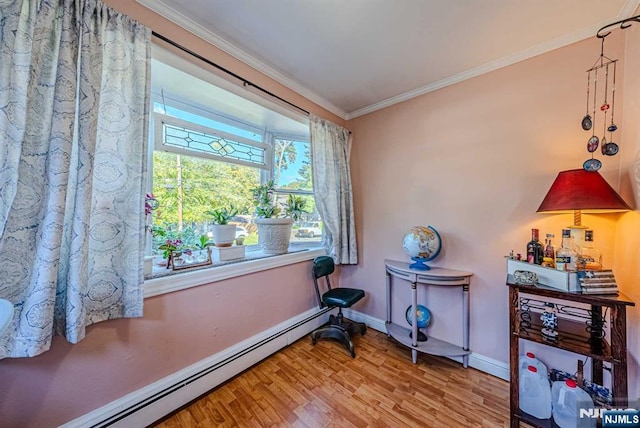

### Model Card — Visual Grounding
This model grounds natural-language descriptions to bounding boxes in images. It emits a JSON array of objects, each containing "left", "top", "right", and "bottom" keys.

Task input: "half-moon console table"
[{"left": 385, "top": 259, "right": 473, "bottom": 366}]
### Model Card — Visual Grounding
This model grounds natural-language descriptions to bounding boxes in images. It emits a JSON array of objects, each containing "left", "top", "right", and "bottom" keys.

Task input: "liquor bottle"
[
  {"left": 579, "top": 229, "right": 602, "bottom": 271},
  {"left": 555, "top": 229, "right": 577, "bottom": 272},
  {"left": 543, "top": 233, "right": 556, "bottom": 268},
  {"left": 526, "top": 228, "right": 544, "bottom": 265}
]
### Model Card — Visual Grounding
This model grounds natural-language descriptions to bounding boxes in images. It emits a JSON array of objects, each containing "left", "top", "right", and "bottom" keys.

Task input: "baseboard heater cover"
[{"left": 61, "top": 307, "right": 331, "bottom": 428}]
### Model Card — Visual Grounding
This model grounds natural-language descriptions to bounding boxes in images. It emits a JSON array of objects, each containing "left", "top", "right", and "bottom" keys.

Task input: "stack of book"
[{"left": 577, "top": 270, "right": 619, "bottom": 295}]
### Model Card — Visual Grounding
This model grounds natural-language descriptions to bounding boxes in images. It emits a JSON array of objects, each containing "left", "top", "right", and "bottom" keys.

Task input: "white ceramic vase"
[
  {"left": 255, "top": 218, "right": 293, "bottom": 255},
  {"left": 211, "top": 224, "right": 236, "bottom": 247}
]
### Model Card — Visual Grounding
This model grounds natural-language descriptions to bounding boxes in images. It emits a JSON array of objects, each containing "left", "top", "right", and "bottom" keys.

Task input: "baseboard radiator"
[{"left": 61, "top": 307, "right": 331, "bottom": 428}]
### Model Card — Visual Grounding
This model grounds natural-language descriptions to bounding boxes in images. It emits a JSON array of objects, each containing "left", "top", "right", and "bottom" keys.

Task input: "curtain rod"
[{"left": 152, "top": 31, "right": 311, "bottom": 116}]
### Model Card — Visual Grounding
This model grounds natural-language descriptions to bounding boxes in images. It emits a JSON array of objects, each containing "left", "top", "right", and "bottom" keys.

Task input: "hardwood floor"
[{"left": 152, "top": 328, "right": 510, "bottom": 427}]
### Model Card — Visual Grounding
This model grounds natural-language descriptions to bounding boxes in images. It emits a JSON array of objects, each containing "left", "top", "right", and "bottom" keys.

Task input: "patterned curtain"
[
  {"left": 0, "top": 0, "right": 150, "bottom": 358},
  {"left": 310, "top": 114, "right": 358, "bottom": 264}
]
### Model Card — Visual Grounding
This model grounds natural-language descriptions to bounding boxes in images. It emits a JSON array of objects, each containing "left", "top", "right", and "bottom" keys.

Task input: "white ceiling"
[{"left": 139, "top": 0, "right": 640, "bottom": 119}]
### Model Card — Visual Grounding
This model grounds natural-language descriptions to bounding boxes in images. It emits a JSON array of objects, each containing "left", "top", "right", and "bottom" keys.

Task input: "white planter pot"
[
  {"left": 255, "top": 218, "right": 293, "bottom": 255},
  {"left": 211, "top": 224, "right": 236, "bottom": 247},
  {"left": 143, "top": 255, "right": 155, "bottom": 275}
]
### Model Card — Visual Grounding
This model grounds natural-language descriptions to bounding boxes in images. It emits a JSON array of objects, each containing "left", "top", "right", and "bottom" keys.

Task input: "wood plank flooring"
[{"left": 151, "top": 328, "right": 511, "bottom": 427}]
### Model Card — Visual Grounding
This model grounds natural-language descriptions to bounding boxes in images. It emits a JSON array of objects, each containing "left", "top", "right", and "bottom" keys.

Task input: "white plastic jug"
[
  {"left": 519, "top": 352, "right": 548, "bottom": 377},
  {"left": 551, "top": 379, "right": 595, "bottom": 428},
  {"left": 519, "top": 365, "right": 552, "bottom": 419}
]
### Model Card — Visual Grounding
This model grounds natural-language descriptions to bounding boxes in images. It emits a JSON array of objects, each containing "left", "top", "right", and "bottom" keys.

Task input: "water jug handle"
[{"left": 558, "top": 386, "right": 567, "bottom": 406}]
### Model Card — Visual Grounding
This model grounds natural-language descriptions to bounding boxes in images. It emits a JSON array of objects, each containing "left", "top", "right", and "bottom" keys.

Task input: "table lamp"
[{"left": 537, "top": 169, "right": 631, "bottom": 247}]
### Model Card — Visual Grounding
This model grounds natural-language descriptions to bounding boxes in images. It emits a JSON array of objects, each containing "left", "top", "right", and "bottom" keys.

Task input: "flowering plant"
[{"left": 159, "top": 238, "right": 182, "bottom": 259}]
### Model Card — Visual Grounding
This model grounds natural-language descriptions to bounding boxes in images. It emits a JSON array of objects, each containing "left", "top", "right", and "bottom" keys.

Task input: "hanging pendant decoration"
[
  {"left": 581, "top": 70, "right": 592, "bottom": 130},
  {"left": 600, "top": 136, "right": 608, "bottom": 155},
  {"left": 581, "top": 36, "right": 619, "bottom": 171},
  {"left": 603, "top": 142, "right": 619, "bottom": 156},
  {"left": 583, "top": 158, "right": 602, "bottom": 172}
]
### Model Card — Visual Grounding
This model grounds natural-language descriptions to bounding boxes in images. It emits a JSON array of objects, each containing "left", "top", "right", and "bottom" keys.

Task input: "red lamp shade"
[{"left": 537, "top": 169, "right": 631, "bottom": 214}]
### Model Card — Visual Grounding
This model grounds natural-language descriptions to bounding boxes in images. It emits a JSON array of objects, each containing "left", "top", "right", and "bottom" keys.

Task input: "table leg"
[
  {"left": 386, "top": 271, "right": 392, "bottom": 336},
  {"left": 509, "top": 286, "right": 520, "bottom": 428},
  {"left": 463, "top": 283, "right": 470, "bottom": 368},
  {"left": 611, "top": 305, "right": 628, "bottom": 406},
  {"left": 412, "top": 280, "right": 418, "bottom": 364}
]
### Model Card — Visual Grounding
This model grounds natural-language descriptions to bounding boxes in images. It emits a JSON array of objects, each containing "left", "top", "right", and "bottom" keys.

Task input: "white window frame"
[
  {"left": 269, "top": 132, "right": 313, "bottom": 195},
  {"left": 144, "top": 51, "right": 322, "bottom": 299},
  {"left": 153, "top": 112, "right": 272, "bottom": 171}
]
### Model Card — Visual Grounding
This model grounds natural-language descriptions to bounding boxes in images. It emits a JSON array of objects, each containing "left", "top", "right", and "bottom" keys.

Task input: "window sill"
[{"left": 144, "top": 246, "right": 325, "bottom": 298}]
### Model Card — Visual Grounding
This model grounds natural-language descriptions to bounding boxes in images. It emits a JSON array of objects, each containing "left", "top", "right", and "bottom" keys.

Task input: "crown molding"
[
  {"left": 137, "top": 0, "right": 640, "bottom": 122},
  {"left": 347, "top": 0, "right": 640, "bottom": 119},
  {"left": 346, "top": 13, "right": 639, "bottom": 120},
  {"left": 619, "top": 0, "right": 640, "bottom": 17},
  {"left": 136, "top": 0, "right": 347, "bottom": 120}
]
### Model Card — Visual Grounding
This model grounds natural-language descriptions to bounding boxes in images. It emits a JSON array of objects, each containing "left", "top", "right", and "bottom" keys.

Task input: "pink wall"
[
  {"left": 0, "top": 261, "right": 322, "bottom": 427},
  {"left": 344, "top": 32, "right": 637, "bottom": 390},
  {"left": 0, "top": 2, "right": 345, "bottom": 426}
]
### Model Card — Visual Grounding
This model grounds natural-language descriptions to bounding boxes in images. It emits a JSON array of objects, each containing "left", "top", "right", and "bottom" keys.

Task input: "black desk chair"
[{"left": 311, "top": 256, "right": 366, "bottom": 357}]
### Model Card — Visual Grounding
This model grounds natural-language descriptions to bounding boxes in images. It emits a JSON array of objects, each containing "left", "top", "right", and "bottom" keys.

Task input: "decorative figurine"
[{"left": 540, "top": 302, "right": 558, "bottom": 341}]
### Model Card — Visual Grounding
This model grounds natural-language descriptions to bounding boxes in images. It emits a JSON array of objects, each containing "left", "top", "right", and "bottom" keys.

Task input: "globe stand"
[
  {"left": 409, "top": 257, "right": 431, "bottom": 270},
  {"left": 409, "top": 330, "right": 428, "bottom": 342}
]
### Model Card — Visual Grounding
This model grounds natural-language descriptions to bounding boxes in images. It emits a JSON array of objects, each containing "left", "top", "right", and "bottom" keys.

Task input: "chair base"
[{"left": 311, "top": 313, "right": 367, "bottom": 358}]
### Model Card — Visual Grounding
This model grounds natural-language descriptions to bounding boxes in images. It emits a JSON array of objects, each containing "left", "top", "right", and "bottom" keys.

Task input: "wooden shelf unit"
[{"left": 507, "top": 279, "right": 635, "bottom": 428}]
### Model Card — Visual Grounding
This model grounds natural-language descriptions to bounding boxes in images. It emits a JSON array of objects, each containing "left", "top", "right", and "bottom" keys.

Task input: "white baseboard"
[
  {"left": 61, "top": 307, "right": 332, "bottom": 428},
  {"left": 343, "top": 309, "right": 510, "bottom": 381}
]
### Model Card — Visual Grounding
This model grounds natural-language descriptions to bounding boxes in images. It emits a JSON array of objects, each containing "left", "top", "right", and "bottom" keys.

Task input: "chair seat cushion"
[{"left": 322, "top": 287, "right": 365, "bottom": 308}]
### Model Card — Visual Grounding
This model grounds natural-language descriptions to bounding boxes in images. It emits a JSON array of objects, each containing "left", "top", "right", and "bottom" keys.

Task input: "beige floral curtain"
[
  {"left": 0, "top": 0, "right": 151, "bottom": 357},
  {"left": 310, "top": 114, "right": 358, "bottom": 264}
]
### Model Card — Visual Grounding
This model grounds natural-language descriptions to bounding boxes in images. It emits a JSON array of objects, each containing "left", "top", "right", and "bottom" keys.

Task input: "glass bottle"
[
  {"left": 526, "top": 228, "right": 544, "bottom": 265},
  {"left": 543, "top": 233, "right": 556, "bottom": 269},
  {"left": 555, "top": 229, "right": 577, "bottom": 272},
  {"left": 579, "top": 229, "right": 602, "bottom": 271}
]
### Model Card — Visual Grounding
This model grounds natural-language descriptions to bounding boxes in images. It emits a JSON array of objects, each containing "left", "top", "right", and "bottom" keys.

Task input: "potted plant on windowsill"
[
  {"left": 252, "top": 180, "right": 307, "bottom": 255},
  {"left": 207, "top": 206, "right": 238, "bottom": 247}
]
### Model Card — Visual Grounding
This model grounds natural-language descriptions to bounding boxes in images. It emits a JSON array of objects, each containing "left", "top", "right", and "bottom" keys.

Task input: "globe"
[
  {"left": 405, "top": 304, "right": 432, "bottom": 329},
  {"left": 402, "top": 225, "right": 442, "bottom": 270}
]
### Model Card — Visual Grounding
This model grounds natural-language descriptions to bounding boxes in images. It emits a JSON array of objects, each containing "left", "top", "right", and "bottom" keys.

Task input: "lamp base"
[{"left": 567, "top": 225, "right": 588, "bottom": 251}]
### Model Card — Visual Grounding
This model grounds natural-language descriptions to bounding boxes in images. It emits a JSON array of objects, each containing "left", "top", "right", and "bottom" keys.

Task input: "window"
[
  {"left": 147, "top": 49, "right": 321, "bottom": 259},
  {"left": 272, "top": 136, "right": 322, "bottom": 243}
]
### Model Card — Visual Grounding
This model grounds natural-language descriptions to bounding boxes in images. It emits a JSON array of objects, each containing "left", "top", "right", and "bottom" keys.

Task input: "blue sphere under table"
[{"left": 406, "top": 304, "right": 431, "bottom": 329}]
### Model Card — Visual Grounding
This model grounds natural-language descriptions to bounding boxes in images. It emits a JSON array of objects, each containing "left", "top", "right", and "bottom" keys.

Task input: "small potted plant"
[
  {"left": 252, "top": 180, "right": 307, "bottom": 255},
  {"left": 195, "top": 234, "right": 212, "bottom": 262},
  {"left": 207, "top": 206, "right": 238, "bottom": 247}
]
